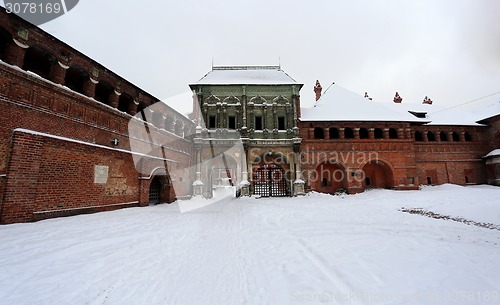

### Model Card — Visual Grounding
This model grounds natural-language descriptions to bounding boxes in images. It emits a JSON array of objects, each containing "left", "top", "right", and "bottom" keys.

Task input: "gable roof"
[{"left": 192, "top": 66, "right": 299, "bottom": 86}]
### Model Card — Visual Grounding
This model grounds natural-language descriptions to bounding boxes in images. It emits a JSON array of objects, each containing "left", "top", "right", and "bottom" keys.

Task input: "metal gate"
[
  {"left": 253, "top": 164, "right": 288, "bottom": 197},
  {"left": 149, "top": 177, "right": 161, "bottom": 204}
]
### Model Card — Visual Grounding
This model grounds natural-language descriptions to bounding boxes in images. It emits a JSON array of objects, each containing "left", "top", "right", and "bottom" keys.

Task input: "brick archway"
[
  {"left": 312, "top": 162, "right": 348, "bottom": 194},
  {"left": 362, "top": 160, "right": 394, "bottom": 189}
]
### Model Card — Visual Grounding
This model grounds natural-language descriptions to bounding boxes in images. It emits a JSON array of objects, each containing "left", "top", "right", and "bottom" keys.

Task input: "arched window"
[
  {"left": 359, "top": 128, "right": 369, "bottom": 139},
  {"left": 414, "top": 131, "right": 423, "bottom": 141},
  {"left": 22, "top": 46, "right": 56, "bottom": 79},
  {"left": 314, "top": 127, "right": 324, "bottom": 139},
  {"left": 344, "top": 127, "right": 354, "bottom": 139},
  {"left": 118, "top": 93, "right": 134, "bottom": 114},
  {"left": 427, "top": 131, "right": 436, "bottom": 141},
  {"left": 64, "top": 66, "right": 88, "bottom": 94},
  {"left": 464, "top": 132, "right": 472, "bottom": 141},
  {"left": 374, "top": 128, "right": 383, "bottom": 139},
  {"left": 94, "top": 81, "right": 114, "bottom": 106},
  {"left": 452, "top": 131, "right": 460, "bottom": 142},
  {"left": 329, "top": 128, "right": 339, "bottom": 139},
  {"left": 389, "top": 128, "right": 398, "bottom": 139},
  {"left": 440, "top": 131, "right": 448, "bottom": 141}
]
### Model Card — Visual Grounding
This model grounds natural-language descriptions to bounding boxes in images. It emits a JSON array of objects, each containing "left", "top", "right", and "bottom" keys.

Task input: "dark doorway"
[{"left": 149, "top": 176, "right": 162, "bottom": 204}]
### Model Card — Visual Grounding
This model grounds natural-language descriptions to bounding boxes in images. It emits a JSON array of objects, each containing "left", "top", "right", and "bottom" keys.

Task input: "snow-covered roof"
[
  {"left": 375, "top": 92, "right": 500, "bottom": 126},
  {"left": 485, "top": 149, "right": 500, "bottom": 158},
  {"left": 193, "top": 66, "right": 299, "bottom": 85},
  {"left": 300, "top": 84, "right": 423, "bottom": 122}
]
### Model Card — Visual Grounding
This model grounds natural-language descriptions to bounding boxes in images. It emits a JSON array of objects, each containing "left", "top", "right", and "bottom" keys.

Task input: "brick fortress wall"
[{"left": 0, "top": 8, "right": 194, "bottom": 223}]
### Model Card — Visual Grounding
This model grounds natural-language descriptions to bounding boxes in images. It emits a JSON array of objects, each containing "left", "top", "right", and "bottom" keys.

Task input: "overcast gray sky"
[{"left": 3, "top": 0, "right": 500, "bottom": 110}]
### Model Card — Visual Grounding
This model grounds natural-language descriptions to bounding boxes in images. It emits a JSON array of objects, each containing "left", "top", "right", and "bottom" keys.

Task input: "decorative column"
[
  {"left": 109, "top": 90, "right": 120, "bottom": 108},
  {"left": 340, "top": 128, "right": 345, "bottom": 139},
  {"left": 354, "top": 128, "right": 360, "bottom": 139},
  {"left": 83, "top": 78, "right": 97, "bottom": 98},
  {"left": 239, "top": 144, "right": 250, "bottom": 196},
  {"left": 398, "top": 128, "right": 405, "bottom": 139},
  {"left": 293, "top": 143, "right": 305, "bottom": 196},
  {"left": 368, "top": 128, "right": 375, "bottom": 139},
  {"left": 6, "top": 40, "right": 28, "bottom": 67},
  {"left": 192, "top": 147, "right": 204, "bottom": 196},
  {"left": 49, "top": 61, "right": 68, "bottom": 85},
  {"left": 383, "top": 128, "right": 389, "bottom": 139},
  {"left": 324, "top": 128, "right": 330, "bottom": 140}
]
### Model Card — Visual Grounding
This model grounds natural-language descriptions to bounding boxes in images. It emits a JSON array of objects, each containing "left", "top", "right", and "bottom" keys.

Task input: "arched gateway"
[{"left": 253, "top": 164, "right": 288, "bottom": 197}]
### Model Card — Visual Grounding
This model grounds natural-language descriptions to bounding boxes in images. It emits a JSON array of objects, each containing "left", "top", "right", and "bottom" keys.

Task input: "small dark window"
[
  {"left": 359, "top": 128, "right": 369, "bottom": 139},
  {"left": 440, "top": 131, "right": 448, "bottom": 141},
  {"left": 465, "top": 176, "right": 469, "bottom": 184},
  {"left": 427, "top": 131, "right": 436, "bottom": 141},
  {"left": 389, "top": 128, "right": 398, "bottom": 139},
  {"left": 464, "top": 132, "right": 472, "bottom": 141},
  {"left": 278, "top": 116, "right": 286, "bottom": 130},
  {"left": 452, "top": 132, "right": 460, "bottom": 141},
  {"left": 344, "top": 127, "right": 354, "bottom": 139},
  {"left": 314, "top": 127, "right": 324, "bottom": 139},
  {"left": 415, "top": 131, "right": 423, "bottom": 141},
  {"left": 365, "top": 177, "right": 371, "bottom": 186},
  {"left": 208, "top": 115, "right": 216, "bottom": 129},
  {"left": 329, "top": 128, "right": 339, "bottom": 139},
  {"left": 374, "top": 128, "right": 383, "bottom": 139},
  {"left": 321, "top": 178, "right": 328, "bottom": 187},
  {"left": 255, "top": 116, "right": 263, "bottom": 130},
  {"left": 427, "top": 177, "right": 432, "bottom": 185},
  {"left": 228, "top": 116, "right": 236, "bottom": 129}
]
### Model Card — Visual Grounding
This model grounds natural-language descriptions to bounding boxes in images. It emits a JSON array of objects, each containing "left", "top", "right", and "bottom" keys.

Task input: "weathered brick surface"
[
  {"left": 0, "top": 8, "right": 194, "bottom": 223},
  {"left": 299, "top": 121, "right": 490, "bottom": 193}
]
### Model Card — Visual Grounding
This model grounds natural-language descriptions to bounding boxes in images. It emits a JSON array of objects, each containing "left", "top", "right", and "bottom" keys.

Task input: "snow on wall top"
[
  {"left": 193, "top": 66, "right": 298, "bottom": 85},
  {"left": 300, "top": 84, "right": 423, "bottom": 122}
]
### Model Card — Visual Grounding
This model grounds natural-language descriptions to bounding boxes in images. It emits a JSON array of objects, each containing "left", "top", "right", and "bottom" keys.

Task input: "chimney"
[
  {"left": 393, "top": 92, "right": 403, "bottom": 103},
  {"left": 314, "top": 80, "right": 322, "bottom": 101},
  {"left": 423, "top": 96, "right": 433, "bottom": 105},
  {"left": 364, "top": 92, "right": 372, "bottom": 100}
]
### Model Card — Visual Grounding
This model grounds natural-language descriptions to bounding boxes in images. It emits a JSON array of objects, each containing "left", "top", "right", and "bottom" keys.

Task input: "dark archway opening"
[
  {"left": 427, "top": 131, "right": 436, "bottom": 142},
  {"left": 344, "top": 127, "right": 354, "bottom": 139},
  {"left": 64, "top": 66, "right": 88, "bottom": 94},
  {"left": 359, "top": 128, "right": 369, "bottom": 139},
  {"left": 415, "top": 131, "right": 423, "bottom": 141},
  {"left": 118, "top": 93, "right": 134, "bottom": 114},
  {"left": 95, "top": 81, "right": 114, "bottom": 106},
  {"left": 374, "top": 128, "right": 384, "bottom": 139},
  {"left": 0, "top": 26, "right": 12, "bottom": 63},
  {"left": 314, "top": 127, "right": 324, "bottom": 139},
  {"left": 22, "top": 46, "right": 56, "bottom": 79},
  {"left": 440, "top": 131, "right": 448, "bottom": 141},
  {"left": 389, "top": 128, "right": 398, "bottom": 139},
  {"left": 329, "top": 128, "right": 339, "bottom": 139}
]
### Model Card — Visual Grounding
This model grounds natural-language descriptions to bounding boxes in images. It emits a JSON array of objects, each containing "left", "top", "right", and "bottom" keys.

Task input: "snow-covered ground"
[{"left": 1, "top": 185, "right": 500, "bottom": 305}]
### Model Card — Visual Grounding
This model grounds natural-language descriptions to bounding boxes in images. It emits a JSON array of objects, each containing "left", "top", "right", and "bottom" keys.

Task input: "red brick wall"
[
  {"left": 0, "top": 129, "right": 182, "bottom": 224},
  {"left": 298, "top": 120, "right": 490, "bottom": 193}
]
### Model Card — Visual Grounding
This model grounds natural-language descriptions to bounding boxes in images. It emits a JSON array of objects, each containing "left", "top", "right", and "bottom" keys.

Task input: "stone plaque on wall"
[{"left": 94, "top": 165, "right": 109, "bottom": 184}]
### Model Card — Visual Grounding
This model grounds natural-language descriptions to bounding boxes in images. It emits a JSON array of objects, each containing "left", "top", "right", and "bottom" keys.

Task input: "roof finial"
[
  {"left": 423, "top": 96, "right": 433, "bottom": 104},
  {"left": 314, "top": 80, "right": 323, "bottom": 101},
  {"left": 393, "top": 92, "right": 403, "bottom": 103},
  {"left": 211, "top": 57, "right": 214, "bottom": 70},
  {"left": 278, "top": 56, "right": 281, "bottom": 69}
]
